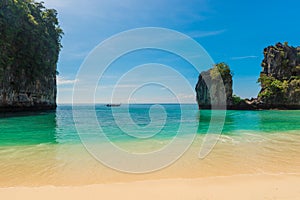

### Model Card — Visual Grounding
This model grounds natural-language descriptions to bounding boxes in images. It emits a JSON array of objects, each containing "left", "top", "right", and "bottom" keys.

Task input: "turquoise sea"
[{"left": 0, "top": 104, "right": 299, "bottom": 186}]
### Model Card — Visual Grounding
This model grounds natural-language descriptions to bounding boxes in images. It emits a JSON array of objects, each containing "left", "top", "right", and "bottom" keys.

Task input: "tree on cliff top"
[
  {"left": 210, "top": 62, "right": 233, "bottom": 81},
  {"left": 258, "top": 42, "right": 300, "bottom": 105},
  {"left": 0, "top": 0, "right": 63, "bottom": 91}
]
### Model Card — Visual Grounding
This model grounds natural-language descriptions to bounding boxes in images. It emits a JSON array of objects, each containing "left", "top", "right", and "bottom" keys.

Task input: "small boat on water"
[{"left": 106, "top": 103, "right": 121, "bottom": 107}]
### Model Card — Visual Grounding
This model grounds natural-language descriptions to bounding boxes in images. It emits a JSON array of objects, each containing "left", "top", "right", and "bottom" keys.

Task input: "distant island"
[
  {"left": 0, "top": 0, "right": 62, "bottom": 112},
  {"left": 196, "top": 42, "right": 300, "bottom": 110}
]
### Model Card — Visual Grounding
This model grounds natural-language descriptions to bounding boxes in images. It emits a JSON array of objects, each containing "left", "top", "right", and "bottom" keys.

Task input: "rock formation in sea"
[
  {"left": 195, "top": 62, "right": 233, "bottom": 109},
  {"left": 195, "top": 42, "right": 300, "bottom": 110},
  {"left": 0, "top": 0, "right": 63, "bottom": 112},
  {"left": 258, "top": 42, "right": 300, "bottom": 108}
]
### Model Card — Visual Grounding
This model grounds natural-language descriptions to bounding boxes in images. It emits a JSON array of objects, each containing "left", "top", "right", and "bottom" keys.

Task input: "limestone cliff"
[
  {"left": 0, "top": 71, "right": 57, "bottom": 112},
  {"left": 195, "top": 43, "right": 300, "bottom": 110},
  {"left": 258, "top": 42, "right": 300, "bottom": 108},
  {"left": 195, "top": 63, "right": 233, "bottom": 109},
  {"left": 0, "top": 0, "right": 62, "bottom": 112}
]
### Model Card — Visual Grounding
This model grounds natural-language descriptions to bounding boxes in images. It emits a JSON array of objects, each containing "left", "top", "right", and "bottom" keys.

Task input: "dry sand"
[{"left": 1, "top": 174, "right": 300, "bottom": 200}]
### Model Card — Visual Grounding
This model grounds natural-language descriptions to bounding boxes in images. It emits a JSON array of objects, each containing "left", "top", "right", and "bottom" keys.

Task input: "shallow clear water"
[
  {"left": 0, "top": 105, "right": 299, "bottom": 186},
  {"left": 1, "top": 104, "right": 299, "bottom": 145}
]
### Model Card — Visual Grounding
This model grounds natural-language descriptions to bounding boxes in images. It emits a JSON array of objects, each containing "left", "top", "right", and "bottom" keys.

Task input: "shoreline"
[
  {"left": 1, "top": 131, "right": 300, "bottom": 187},
  {"left": 0, "top": 104, "right": 56, "bottom": 113},
  {"left": 1, "top": 174, "right": 299, "bottom": 200},
  {"left": 198, "top": 104, "right": 300, "bottom": 110}
]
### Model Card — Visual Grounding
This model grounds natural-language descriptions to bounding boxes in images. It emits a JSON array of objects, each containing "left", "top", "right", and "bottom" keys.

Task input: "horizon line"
[{"left": 58, "top": 103, "right": 198, "bottom": 105}]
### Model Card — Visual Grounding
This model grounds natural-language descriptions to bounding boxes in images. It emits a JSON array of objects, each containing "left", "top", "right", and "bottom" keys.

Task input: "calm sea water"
[
  {"left": 0, "top": 104, "right": 299, "bottom": 186},
  {"left": 0, "top": 104, "right": 299, "bottom": 146}
]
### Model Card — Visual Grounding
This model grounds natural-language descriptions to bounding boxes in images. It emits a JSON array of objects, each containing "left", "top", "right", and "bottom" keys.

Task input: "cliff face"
[
  {"left": 0, "top": 71, "right": 57, "bottom": 111},
  {"left": 195, "top": 43, "right": 300, "bottom": 110},
  {"left": 195, "top": 63, "right": 233, "bottom": 109},
  {"left": 261, "top": 43, "right": 300, "bottom": 79},
  {"left": 258, "top": 42, "right": 300, "bottom": 107},
  {"left": 0, "top": 0, "right": 62, "bottom": 112}
]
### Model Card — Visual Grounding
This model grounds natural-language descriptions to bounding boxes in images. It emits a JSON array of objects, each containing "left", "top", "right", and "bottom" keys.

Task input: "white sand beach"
[{"left": 1, "top": 174, "right": 300, "bottom": 200}]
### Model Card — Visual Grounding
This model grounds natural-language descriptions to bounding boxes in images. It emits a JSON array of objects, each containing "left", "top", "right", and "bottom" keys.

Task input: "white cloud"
[
  {"left": 61, "top": 50, "right": 90, "bottom": 60},
  {"left": 43, "top": 0, "right": 210, "bottom": 25},
  {"left": 188, "top": 29, "right": 226, "bottom": 38},
  {"left": 42, "top": 0, "right": 70, "bottom": 9},
  {"left": 98, "top": 84, "right": 138, "bottom": 89},
  {"left": 230, "top": 56, "right": 258, "bottom": 60},
  {"left": 44, "top": 0, "right": 213, "bottom": 104},
  {"left": 57, "top": 76, "right": 78, "bottom": 85}
]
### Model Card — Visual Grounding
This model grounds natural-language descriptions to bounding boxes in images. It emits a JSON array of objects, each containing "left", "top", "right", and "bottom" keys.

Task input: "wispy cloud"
[
  {"left": 42, "top": 0, "right": 70, "bottom": 9},
  {"left": 98, "top": 84, "right": 138, "bottom": 89},
  {"left": 188, "top": 29, "right": 226, "bottom": 38},
  {"left": 61, "top": 50, "right": 90, "bottom": 60},
  {"left": 230, "top": 56, "right": 258, "bottom": 60},
  {"left": 57, "top": 76, "right": 78, "bottom": 85},
  {"left": 43, "top": 0, "right": 210, "bottom": 25},
  {"left": 45, "top": 0, "right": 214, "bottom": 104}
]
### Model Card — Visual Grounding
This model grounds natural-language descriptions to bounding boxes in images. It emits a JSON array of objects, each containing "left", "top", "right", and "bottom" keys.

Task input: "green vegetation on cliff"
[
  {"left": 195, "top": 62, "right": 234, "bottom": 108},
  {"left": 0, "top": 0, "right": 63, "bottom": 110},
  {"left": 210, "top": 62, "right": 233, "bottom": 81},
  {"left": 196, "top": 43, "right": 300, "bottom": 109},
  {"left": 257, "top": 74, "right": 289, "bottom": 99},
  {"left": 258, "top": 42, "right": 300, "bottom": 106},
  {"left": 0, "top": 0, "right": 63, "bottom": 84}
]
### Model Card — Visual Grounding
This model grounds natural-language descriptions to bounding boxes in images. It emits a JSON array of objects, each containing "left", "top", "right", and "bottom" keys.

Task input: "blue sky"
[{"left": 43, "top": 0, "right": 300, "bottom": 104}]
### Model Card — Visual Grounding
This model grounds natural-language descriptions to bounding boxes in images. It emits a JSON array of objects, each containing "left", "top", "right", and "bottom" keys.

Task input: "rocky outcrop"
[
  {"left": 0, "top": 0, "right": 62, "bottom": 112},
  {"left": 0, "top": 74, "right": 57, "bottom": 112},
  {"left": 258, "top": 42, "right": 300, "bottom": 108},
  {"left": 195, "top": 63, "right": 233, "bottom": 109},
  {"left": 261, "top": 42, "right": 300, "bottom": 80},
  {"left": 195, "top": 43, "right": 300, "bottom": 110}
]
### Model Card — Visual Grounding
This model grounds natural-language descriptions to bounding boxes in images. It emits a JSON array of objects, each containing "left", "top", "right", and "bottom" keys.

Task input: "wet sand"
[
  {"left": 1, "top": 132, "right": 300, "bottom": 199},
  {"left": 0, "top": 133, "right": 300, "bottom": 186}
]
